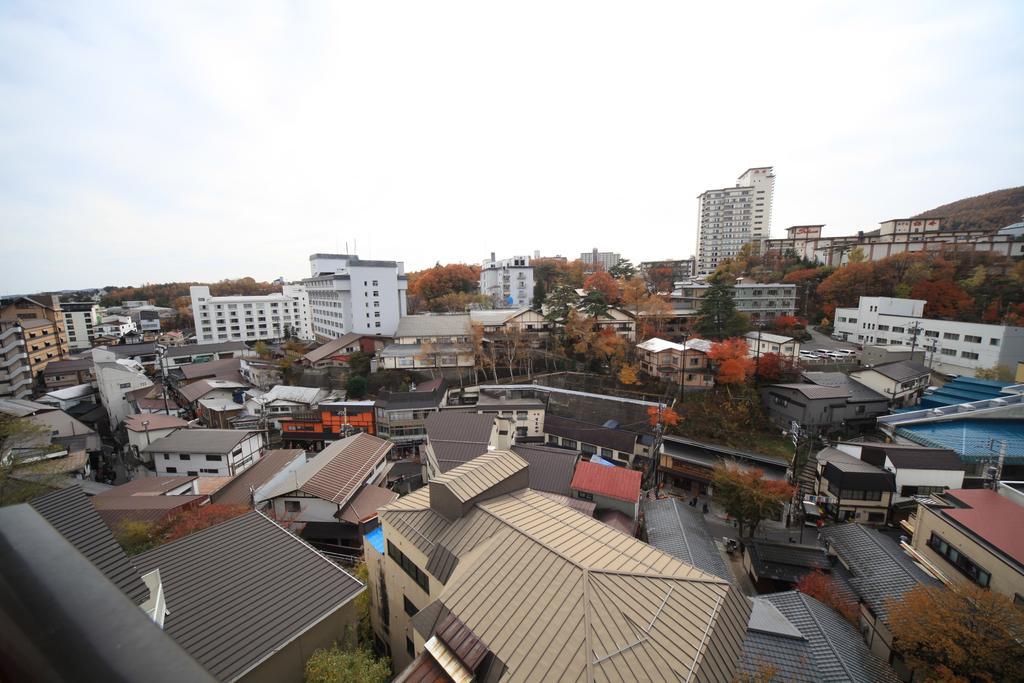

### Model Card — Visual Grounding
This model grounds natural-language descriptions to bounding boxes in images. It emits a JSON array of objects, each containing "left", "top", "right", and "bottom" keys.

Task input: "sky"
[{"left": 1, "top": 1, "right": 1022, "bottom": 293}]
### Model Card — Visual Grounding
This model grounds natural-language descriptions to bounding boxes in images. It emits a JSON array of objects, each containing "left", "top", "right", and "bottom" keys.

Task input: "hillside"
[{"left": 913, "top": 186, "right": 1024, "bottom": 232}]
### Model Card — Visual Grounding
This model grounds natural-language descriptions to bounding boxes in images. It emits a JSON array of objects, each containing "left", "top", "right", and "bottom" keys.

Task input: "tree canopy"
[
  {"left": 696, "top": 280, "right": 748, "bottom": 338},
  {"left": 711, "top": 461, "right": 794, "bottom": 537}
]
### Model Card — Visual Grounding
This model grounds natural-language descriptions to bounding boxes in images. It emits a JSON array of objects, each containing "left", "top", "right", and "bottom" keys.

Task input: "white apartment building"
[
  {"left": 95, "top": 315, "right": 137, "bottom": 339},
  {"left": 669, "top": 280, "right": 796, "bottom": 323},
  {"left": 190, "top": 285, "right": 314, "bottom": 343},
  {"left": 92, "top": 347, "right": 154, "bottom": 429},
  {"left": 62, "top": 302, "right": 102, "bottom": 351},
  {"left": 579, "top": 248, "right": 621, "bottom": 271},
  {"left": 480, "top": 253, "right": 534, "bottom": 307},
  {"left": 834, "top": 296, "right": 1024, "bottom": 376},
  {"left": 696, "top": 166, "right": 775, "bottom": 275},
  {"left": 302, "top": 254, "right": 408, "bottom": 341}
]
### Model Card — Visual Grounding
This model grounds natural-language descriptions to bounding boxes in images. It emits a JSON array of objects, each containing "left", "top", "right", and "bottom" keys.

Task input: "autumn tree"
[
  {"left": 608, "top": 258, "right": 637, "bottom": 280},
  {"left": 756, "top": 352, "right": 799, "bottom": 383},
  {"left": 795, "top": 570, "right": 858, "bottom": 625},
  {"left": 816, "top": 262, "right": 878, "bottom": 317},
  {"left": 543, "top": 285, "right": 581, "bottom": 324},
  {"left": 621, "top": 277, "right": 672, "bottom": 341},
  {"left": 644, "top": 265, "right": 676, "bottom": 294},
  {"left": 696, "top": 279, "right": 748, "bottom": 338},
  {"left": 618, "top": 364, "right": 640, "bottom": 385},
  {"left": 647, "top": 405, "right": 681, "bottom": 429},
  {"left": 711, "top": 462, "right": 794, "bottom": 538},
  {"left": 156, "top": 504, "right": 249, "bottom": 544},
  {"left": 709, "top": 338, "right": 756, "bottom": 386},
  {"left": 887, "top": 583, "right": 1024, "bottom": 683},
  {"left": 910, "top": 280, "right": 974, "bottom": 319},
  {"left": 0, "top": 415, "right": 62, "bottom": 506},
  {"left": 583, "top": 270, "right": 620, "bottom": 304},
  {"left": 406, "top": 263, "right": 480, "bottom": 311},
  {"left": 304, "top": 643, "right": 390, "bottom": 683}
]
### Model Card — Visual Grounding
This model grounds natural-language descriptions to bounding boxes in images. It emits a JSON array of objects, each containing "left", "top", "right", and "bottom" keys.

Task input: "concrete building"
[
  {"left": 833, "top": 442, "right": 965, "bottom": 506},
  {"left": 578, "top": 248, "right": 621, "bottom": 271},
  {"left": 833, "top": 296, "right": 1024, "bottom": 377},
  {"left": 635, "top": 337, "right": 714, "bottom": 388},
  {"left": 368, "top": 450, "right": 749, "bottom": 677},
  {"left": 190, "top": 285, "right": 313, "bottom": 343},
  {"left": 849, "top": 360, "right": 931, "bottom": 408},
  {"left": 815, "top": 447, "right": 895, "bottom": 525},
  {"left": 696, "top": 166, "right": 775, "bottom": 275},
  {"left": 744, "top": 330, "right": 800, "bottom": 359},
  {"left": 669, "top": 280, "right": 796, "bottom": 324},
  {"left": 62, "top": 302, "right": 102, "bottom": 350},
  {"left": 143, "top": 428, "right": 264, "bottom": 477},
  {"left": 373, "top": 379, "right": 450, "bottom": 454},
  {"left": 377, "top": 314, "right": 474, "bottom": 372},
  {"left": 302, "top": 253, "right": 408, "bottom": 341},
  {"left": 765, "top": 217, "right": 1024, "bottom": 267},
  {"left": 95, "top": 315, "right": 137, "bottom": 339},
  {"left": 0, "top": 295, "right": 69, "bottom": 397},
  {"left": 479, "top": 254, "right": 533, "bottom": 308},
  {"left": 124, "top": 414, "right": 191, "bottom": 464},
  {"left": 92, "top": 347, "right": 154, "bottom": 429}
]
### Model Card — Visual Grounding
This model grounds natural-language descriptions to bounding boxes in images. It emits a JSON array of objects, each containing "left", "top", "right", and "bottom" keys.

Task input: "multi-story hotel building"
[
  {"left": 579, "top": 248, "right": 621, "bottom": 271},
  {"left": 62, "top": 302, "right": 102, "bottom": 351},
  {"left": 302, "top": 254, "right": 408, "bottom": 341},
  {"left": 190, "top": 285, "right": 314, "bottom": 343},
  {"left": 696, "top": 166, "right": 775, "bottom": 275},
  {"left": 668, "top": 280, "right": 796, "bottom": 324},
  {"left": 479, "top": 253, "right": 533, "bottom": 307},
  {"left": 0, "top": 295, "right": 69, "bottom": 398},
  {"left": 833, "top": 296, "right": 1024, "bottom": 376}
]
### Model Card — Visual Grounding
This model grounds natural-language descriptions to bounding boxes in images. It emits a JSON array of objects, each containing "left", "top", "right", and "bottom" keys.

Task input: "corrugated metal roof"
[
  {"left": 544, "top": 414, "right": 638, "bottom": 453},
  {"left": 644, "top": 498, "right": 731, "bottom": 582},
  {"left": 95, "top": 475, "right": 196, "bottom": 496},
  {"left": 395, "top": 314, "right": 472, "bottom": 338},
  {"left": 337, "top": 485, "right": 399, "bottom": 524},
  {"left": 430, "top": 450, "right": 529, "bottom": 504},
  {"left": 93, "top": 495, "right": 206, "bottom": 529},
  {"left": 767, "top": 383, "right": 849, "bottom": 400},
  {"left": 570, "top": 460, "right": 642, "bottom": 503},
  {"left": 264, "top": 433, "right": 391, "bottom": 505},
  {"left": 29, "top": 485, "right": 149, "bottom": 604},
  {"left": 133, "top": 512, "right": 364, "bottom": 682},
  {"left": 141, "top": 428, "right": 255, "bottom": 455},
  {"left": 511, "top": 443, "right": 579, "bottom": 496},
  {"left": 426, "top": 412, "right": 497, "bottom": 472},
  {"left": 212, "top": 449, "right": 304, "bottom": 506},
  {"left": 303, "top": 333, "right": 365, "bottom": 363}
]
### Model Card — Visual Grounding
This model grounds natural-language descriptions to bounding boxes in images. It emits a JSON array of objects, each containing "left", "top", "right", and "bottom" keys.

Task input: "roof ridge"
[
  {"left": 256, "top": 509, "right": 364, "bottom": 585},
  {"left": 794, "top": 592, "right": 857, "bottom": 681},
  {"left": 843, "top": 525, "right": 924, "bottom": 582}
]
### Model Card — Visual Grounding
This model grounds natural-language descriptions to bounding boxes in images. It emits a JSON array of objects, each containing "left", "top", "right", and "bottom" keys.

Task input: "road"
[{"left": 803, "top": 327, "right": 860, "bottom": 352}]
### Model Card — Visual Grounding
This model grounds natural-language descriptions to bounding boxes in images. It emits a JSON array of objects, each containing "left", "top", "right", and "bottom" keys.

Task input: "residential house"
[
  {"left": 444, "top": 387, "right": 547, "bottom": 439},
  {"left": 244, "top": 385, "right": 340, "bottom": 429},
  {"left": 801, "top": 371, "right": 890, "bottom": 425},
  {"left": 95, "top": 315, "right": 138, "bottom": 339},
  {"left": 816, "top": 447, "right": 895, "bottom": 524},
  {"left": 467, "top": 307, "right": 550, "bottom": 337},
  {"left": 123, "top": 414, "right": 191, "bottom": 465},
  {"left": 93, "top": 347, "right": 154, "bottom": 429},
  {"left": 422, "top": 411, "right": 514, "bottom": 480},
  {"left": 42, "top": 357, "right": 96, "bottom": 390},
  {"left": 143, "top": 429, "right": 264, "bottom": 477},
  {"left": 744, "top": 330, "right": 800, "bottom": 359},
  {"left": 850, "top": 360, "right": 931, "bottom": 408},
  {"left": 172, "top": 357, "right": 245, "bottom": 385},
  {"left": 159, "top": 341, "right": 254, "bottom": 369},
  {"left": 761, "top": 383, "right": 852, "bottom": 432},
  {"left": 212, "top": 448, "right": 306, "bottom": 507},
  {"left": 377, "top": 314, "right": 474, "bottom": 372},
  {"left": 369, "top": 450, "right": 750, "bottom": 677},
  {"left": 176, "top": 379, "right": 248, "bottom": 419},
  {"left": 739, "top": 591, "right": 900, "bottom": 683},
  {"left": 658, "top": 434, "right": 791, "bottom": 497},
  {"left": 820, "top": 523, "right": 943, "bottom": 675},
  {"left": 125, "top": 384, "right": 183, "bottom": 417},
  {"left": 909, "top": 485, "right": 1024, "bottom": 601},
  {"left": 134, "top": 511, "right": 364, "bottom": 682},
  {"left": 742, "top": 540, "right": 831, "bottom": 592},
  {"left": 301, "top": 333, "right": 381, "bottom": 369},
  {"left": 0, "top": 398, "right": 99, "bottom": 483},
  {"left": 36, "top": 383, "right": 98, "bottom": 411},
  {"left": 237, "top": 357, "right": 283, "bottom": 390},
  {"left": 373, "top": 379, "right": 449, "bottom": 455},
  {"left": 279, "top": 400, "right": 376, "bottom": 449},
  {"left": 635, "top": 337, "right": 714, "bottom": 388},
  {"left": 259, "top": 433, "right": 393, "bottom": 556},
  {"left": 643, "top": 497, "right": 732, "bottom": 582},
  {"left": 105, "top": 341, "right": 161, "bottom": 372},
  {"left": 834, "top": 441, "right": 965, "bottom": 507},
  {"left": 569, "top": 460, "right": 642, "bottom": 533}
]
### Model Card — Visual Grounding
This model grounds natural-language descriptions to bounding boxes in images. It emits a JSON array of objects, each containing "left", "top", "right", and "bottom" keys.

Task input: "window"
[
  {"left": 180, "top": 454, "right": 191, "bottom": 460},
  {"left": 925, "top": 330, "right": 939, "bottom": 338},
  {"left": 941, "top": 348, "right": 957, "bottom": 356},
  {"left": 406, "top": 638, "right": 414, "bottom": 658},
  {"left": 200, "top": 468, "right": 219, "bottom": 474},
  {"left": 284, "top": 500, "right": 301, "bottom": 513},
  {"left": 928, "top": 532, "right": 991, "bottom": 587},
  {"left": 990, "top": 338, "right": 999, "bottom": 346},
  {"left": 577, "top": 491, "right": 594, "bottom": 501},
  {"left": 601, "top": 448, "right": 613, "bottom": 458},
  {"left": 166, "top": 467, "right": 177, "bottom": 473},
  {"left": 901, "top": 485, "right": 946, "bottom": 496},
  {"left": 561, "top": 438, "right": 577, "bottom": 449},
  {"left": 387, "top": 541, "right": 430, "bottom": 592},
  {"left": 206, "top": 454, "right": 223, "bottom": 461},
  {"left": 403, "top": 596, "right": 419, "bottom": 617},
  {"left": 118, "top": 382, "right": 132, "bottom": 389},
  {"left": 964, "top": 335, "right": 982, "bottom": 343},
  {"left": 162, "top": 454, "right": 169, "bottom": 460},
  {"left": 943, "top": 332, "right": 959, "bottom": 341},
  {"left": 961, "top": 351, "right": 979, "bottom": 360}
]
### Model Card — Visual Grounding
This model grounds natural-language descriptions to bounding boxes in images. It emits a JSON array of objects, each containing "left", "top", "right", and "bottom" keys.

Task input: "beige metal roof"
[
  {"left": 262, "top": 432, "right": 392, "bottom": 505},
  {"left": 381, "top": 454, "right": 751, "bottom": 682},
  {"left": 429, "top": 450, "right": 528, "bottom": 504}
]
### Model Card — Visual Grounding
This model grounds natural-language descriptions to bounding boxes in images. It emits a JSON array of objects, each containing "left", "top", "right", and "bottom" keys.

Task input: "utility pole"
[{"left": 907, "top": 321, "right": 922, "bottom": 359}]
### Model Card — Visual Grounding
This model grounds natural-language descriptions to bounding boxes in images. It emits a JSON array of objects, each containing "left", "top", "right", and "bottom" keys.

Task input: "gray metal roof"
[
  {"left": 750, "top": 591, "right": 899, "bottom": 682},
  {"left": 643, "top": 497, "right": 732, "bottom": 581},
  {"left": 768, "top": 383, "right": 850, "bottom": 400},
  {"left": 803, "top": 372, "right": 888, "bottom": 403},
  {"left": 29, "top": 485, "right": 149, "bottom": 604},
  {"left": 395, "top": 314, "right": 471, "bottom": 339},
  {"left": 141, "top": 428, "right": 255, "bottom": 455},
  {"left": 161, "top": 341, "right": 249, "bottom": 359},
  {"left": 819, "top": 523, "right": 941, "bottom": 622},
  {"left": 133, "top": 512, "right": 364, "bottom": 682},
  {"left": 426, "top": 412, "right": 497, "bottom": 472},
  {"left": 863, "top": 360, "right": 930, "bottom": 382},
  {"left": 740, "top": 598, "right": 814, "bottom": 683},
  {"left": 511, "top": 443, "right": 579, "bottom": 496}
]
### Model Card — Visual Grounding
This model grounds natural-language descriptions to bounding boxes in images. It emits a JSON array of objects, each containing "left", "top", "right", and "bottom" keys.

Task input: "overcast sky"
[{"left": 1, "top": 1, "right": 1022, "bottom": 293}]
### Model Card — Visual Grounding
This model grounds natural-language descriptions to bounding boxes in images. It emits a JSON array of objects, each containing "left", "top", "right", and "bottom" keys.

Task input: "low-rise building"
[
  {"left": 143, "top": 428, "right": 264, "bottom": 477},
  {"left": 95, "top": 315, "right": 137, "bottom": 339},
  {"left": 301, "top": 333, "right": 381, "bottom": 369},
  {"left": 635, "top": 337, "right": 714, "bottom": 388},
  {"left": 373, "top": 379, "right": 449, "bottom": 455},
  {"left": 569, "top": 460, "right": 642, "bottom": 530},
  {"left": 742, "top": 540, "right": 831, "bottom": 593},
  {"left": 744, "top": 330, "right": 800, "bottom": 359},
  {"left": 279, "top": 400, "right": 376, "bottom": 449},
  {"left": 91, "top": 478, "right": 207, "bottom": 531},
  {"left": 370, "top": 450, "right": 750, "bottom": 677},
  {"left": 761, "top": 383, "right": 852, "bottom": 433},
  {"left": 816, "top": 447, "right": 895, "bottom": 524},
  {"left": 467, "top": 307, "right": 550, "bottom": 336},
  {"left": 124, "top": 414, "right": 191, "bottom": 464},
  {"left": 801, "top": 371, "right": 890, "bottom": 425},
  {"left": 211, "top": 448, "right": 306, "bottom": 507},
  {"left": 658, "top": 434, "right": 791, "bottom": 497},
  {"left": 850, "top": 360, "right": 931, "bottom": 408},
  {"left": 92, "top": 348, "right": 154, "bottom": 429},
  {"left": 377, "top": 314, "right": 474, "bottom": 372},
  {"left": 909, "top": 485, "right": 1024, "bottom": 601},
  {"left": 36, "top": 383, "right": 98, "bottom": 412},
  {"left": 159, "top": 341, "right": 253, "bottom": 369},
  {"left": 176, "top": 379, "right": 249, "bottom": 418},
  {"left": 834, "top": 441, "right": 965, "bottom": 506},
  {"left": 41, "top": 357, "right": 97, "bottom": 390},
  {"left": 444, "top": 386, "right": 547, "bottom": 439},
  {"left": 669, "top": 280, "right": 797, "bottom": 325},
  {"left": 834, "top": 296, "right": 1024, "bottom": 377},
  {"left": 479, "top": 253, "right": 534, "bottom": 308},
  {"left": 643, "top": 497, "right": 732, "bottom": 581},
  {"left": 243, "top": 385, "right": 340, "bottom": 429}
]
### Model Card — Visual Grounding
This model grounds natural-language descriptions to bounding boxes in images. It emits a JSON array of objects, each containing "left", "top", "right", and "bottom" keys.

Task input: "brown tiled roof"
[{"left": 212, "top": 449, "right": 305, "bottom": 507}]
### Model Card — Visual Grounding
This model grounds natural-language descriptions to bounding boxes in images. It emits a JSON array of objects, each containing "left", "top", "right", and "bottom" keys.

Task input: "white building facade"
[
  {"left": 303, "top": 254, "right": 408, "bottom": 341},
  {"left": 62, "top": 302, "right": 102, "bottom": 351},
  {"left": 95, "top": 315, "right": 137, "bottom": 339},
  {"left": 579, "top": 249, "right": 621, "bottom": 271},
  {"left": 480, "top": 254, "right": 534, "bottom": 307},
  {"left": 190, "top": 285, "right": 314, "bottom": 343},
  {"left": 834, "top": 296, "right": 1024, "bottom": 376},
  {"left": 92, "top": 348, "right": 154, "bottom": 429},
  {"left": 696, "top": 166, "right": 775, "bottom": 275}
]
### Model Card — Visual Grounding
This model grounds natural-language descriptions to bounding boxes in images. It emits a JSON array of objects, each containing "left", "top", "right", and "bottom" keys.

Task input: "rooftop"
[
  {"left": 510, "top": 443, "right": 579, "bottom": 497},
  {"left": 161, "top": 341, "right": 250, "bottom": 358},
  {"left": 261, "top": 432, "right": 392, "bottom": 505},
  {"left": 42, "top": 357, "right": 93, "bottom": 375},
  {"left": 395, "top": 314, "right": 472, "bottom": 339},
  {"left": 141, "top": 428, "right": 256, "bottom": 455},
  {"left": 95, "top": 476, "right": 196, "bottom": 497},
  {"left": 425, "top": 412, "right": 497, "bottom": 473},
  {"left": 744, "top": 330, "right": 796, "bottom": 345},
  {"left": 932, "top": 488, "right": 1024, "bottom": 568},
  {"left": 803, "top": 371, "right": 889, "bottom": 403},
  {"left": 179, "top": 357, "right": 244, "bottom": 382},
  {"left": 644, "top": 497, "right": 731, "bottom": 581},
  {"left": 212, "top": 449, "right": 305, "bottom": 507},
  {"left": 134, "top": 512, "right": 364, "bottom": 682},
  {"left": 862, "top": 360, "right": 930, "bottom": 382},
  {"left": 851, "top": 442, "right": 965, "bottom": 471},
  {"left": 767, "top": 383, "right": 849, "bottom": 400},
  {"left": 178, "top": 379, "right": 249, "bottom": 404},
  {"left": 569, "top": 460, "right": 642, "bottom": 503},
  {"left": 123, "top": 414, "right": 190, "bottom": 432},
  {"left": 92, "top": 494, "right": 207, "bottom": 529},
  {"left": 895, "top": 418, "right": 1024, "bottom": 462},
  {"left": 302, "top": 333, "right": 366, "bottom": 363},
  {"left": 745, "top": 540, "right": 830, "bottom": 584}
]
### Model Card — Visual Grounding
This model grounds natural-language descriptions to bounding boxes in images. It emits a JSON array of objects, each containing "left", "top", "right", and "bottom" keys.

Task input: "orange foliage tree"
[
  {"left": 910, "top": 280, "right": 975, "bottom": 319},
  {"left": 647, "top": 405, "right": 681, "bottom": 428},
  {"left": 795, "top": 570, "right": 858, "bottom": 624},
  {"left": 756, "top": 352, "right": 799, "bottom": 383},
  {"left": 583, "top": 270, "right": 621, "bottom": 304},
  {"left": 709, "top": 338, "right": 756, "bottom": 385},
  {"left": 816, "top": 262, "right": 879, "bottom": 317},
  {"left": 156, "top": 504, "right": 250, "bottom": 543},
  {"left": 711, "top": 462, "right": 795, "bottom": 537},
  {"left": 887, "top": 583, "right": 1024, "bottom": 682},
  {"left": 407, "top": 263, "right": 481, "bottom": 311}
]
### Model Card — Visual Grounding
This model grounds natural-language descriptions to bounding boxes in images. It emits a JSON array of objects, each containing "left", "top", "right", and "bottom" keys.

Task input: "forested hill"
[
  {"left": 98, "top": 278, "right": 280, "bottom": 308},
  {"left": 913, "top": 186, "right": 1024, "bottom": 232}
]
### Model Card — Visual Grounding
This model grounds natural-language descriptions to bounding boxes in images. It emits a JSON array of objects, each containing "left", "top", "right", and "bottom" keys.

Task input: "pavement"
[{"left": 804, "top": 327, "right": 859, "bottom": 353}]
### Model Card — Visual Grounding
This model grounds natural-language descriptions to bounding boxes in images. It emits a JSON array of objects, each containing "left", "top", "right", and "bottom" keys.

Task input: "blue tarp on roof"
[
  {"left": 364, "top": 527, "right": 385, "bottom": 554},
  {"left": 589, "top": 454, "right": 615, "bottom": 467},
  {"left": 897, "top": 419, "right": 1024, "bottom": 462}
]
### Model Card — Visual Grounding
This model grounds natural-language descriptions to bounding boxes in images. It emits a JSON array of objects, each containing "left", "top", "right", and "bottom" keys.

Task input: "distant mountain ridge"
[{"left": 913, "top": 186, "right": 1024, "bottom": 233}]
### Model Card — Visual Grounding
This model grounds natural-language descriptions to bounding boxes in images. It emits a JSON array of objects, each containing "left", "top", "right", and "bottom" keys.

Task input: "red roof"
[
  {"left": 570, "top": 461, "right": 642, "bottom": 503},
  {"left": 943, "top": 489, "right": 1024, "bottom": 567}
]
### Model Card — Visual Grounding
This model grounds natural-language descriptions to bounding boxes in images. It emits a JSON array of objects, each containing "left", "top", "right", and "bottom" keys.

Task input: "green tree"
[
  {"left": 114, "top": 520, "right": 157, "bottom": 555},
  {"left": 543, "top": 285, "right": 580, "bottom": 324},
  {"left": 345, "top": 375, "right": 368, "bottom": 399},
  {"left": 608, "top": 258, "right": 637, "bottom": 280},
  {"left": 696, "top": 280, "right": 748, "bottom": 338},
  {"left": 347, "top": 351, "right": 371, "bottom": 377},
  {"left": 0, "top": 415, "right": 63, "bottom": 506},
  {"left": 304, "top": 643, "right": 390, "bottom": 683}
]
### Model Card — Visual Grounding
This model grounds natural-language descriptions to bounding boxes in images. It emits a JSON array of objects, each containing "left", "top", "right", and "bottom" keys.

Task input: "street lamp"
[{"left": 142, "top": 419, "right": 151, "bottom": 446}]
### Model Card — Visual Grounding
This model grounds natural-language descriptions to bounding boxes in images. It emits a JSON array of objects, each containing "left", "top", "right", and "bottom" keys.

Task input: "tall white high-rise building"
[
  {"left": 62, "top": 301, "right": 102, "bottom": 350},
  {"left": 695, "top": 166, "right": 775, "bottom": 275},
  {"left": 302, "top": 254, "right": 408, "bottom": 341},
  {"left": 190, "top": 285, "right": 314, "bottom": 343},
  {"left": 480, "top": 254, "right": 534, "bottom": 308}
]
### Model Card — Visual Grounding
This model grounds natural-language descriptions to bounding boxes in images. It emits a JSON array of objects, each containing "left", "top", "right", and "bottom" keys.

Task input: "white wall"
[
  {"left": 888, "top": 463, "right": 965, "bottom": 503},
  {"left": 93, "top": 349, "right": 153, "bottom": 429},
  {"left": 191, "top": 285, "right": 314, "bottom": 343}
]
